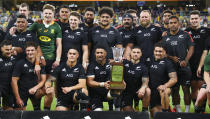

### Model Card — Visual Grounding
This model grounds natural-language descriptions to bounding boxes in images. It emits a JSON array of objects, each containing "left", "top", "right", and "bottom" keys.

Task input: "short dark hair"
[
  {"left": 59, "top": 5, "right": 71, "bottom": 11},
  {"left": 0, "top": 40, "right": 12, "bottom": 48},
  {"left": 69, "top": 11, "right": 81, "bottom": 20},
  {"left": 99, "top": 7, "right": 114, "bottom": 18},
  {"left": 169, "top": 15, "right": 179, "bottom": 22},
  {"left": 68, "top": 47, "right": 79, "bottom": 53},
  {"left": 125, "top": 9, "right": 137, "bottom": 14},
  {"left": 132, "top": 46, "right": 142, "bottom": 51},
  {"left": 16, "top": 14, "right": 27, "bottom": 19},
  {"left": 19, "top": 3, "right": 29, "bottom": 10},
  {"left": 190, "top": 10, "right": 200, "bottom": 17},
  {"left": 154, "top": 42, "right": 166, "bottom": 51},
  {"left": 85, "top": 7, "right": 95, "bottom": 14},
  {"left": 95, "top": 45, "right": 107, "bottom": 52},
  {"left": 163, "top": 10, "right": 173, "bottom": 16},
  {"left": 25, "top": 41, "right": 38, "bottom": 49}
]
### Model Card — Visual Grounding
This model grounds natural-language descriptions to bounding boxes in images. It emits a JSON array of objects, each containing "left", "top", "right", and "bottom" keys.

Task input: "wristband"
[
  {"left": 56, "top": 57, "right": 60, "bottom": 62},
  {"left": 35, "top": 61, "right": 39, "bottom": 65},
  {"left": 99, "top": 82, "right": 105, "bottom": 87},
  {"left": 40, "top": 56, "right": 45, "bottom": 60}
]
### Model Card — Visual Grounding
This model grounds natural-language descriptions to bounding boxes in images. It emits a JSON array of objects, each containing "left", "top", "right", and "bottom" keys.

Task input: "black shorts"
[
  {"left": 175, "top": 66, "right": 192, "bottom": 86},
  {"left": 0, "top": 87, "right": 15, "bottom": 108},
  {"left": 14, "top": 89, "right": 38, "bottom": 108},
  {"left": 56, "top": 90, "right": 76, "bottom": 108},
  {"left": 89, "top": 91, "right": 108, "bottom": 110},
  {"left": 45, "top": 60, "right": 55, "bottom": 74},
  {"left": 149, "top": 89, "right": 161, "bottom": 109},
  {"left": 121, "top": 91, "right": 138, "bottom": 108}
]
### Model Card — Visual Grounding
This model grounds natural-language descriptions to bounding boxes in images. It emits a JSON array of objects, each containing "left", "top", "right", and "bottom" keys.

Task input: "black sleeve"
[
  {"left": 6, "top": 18, "right": 16, "bottom": 33},
  {"left": 12, "top": 60, "right": 23, "bottom": 77},
  {"left": 88, "top": 28, "right": 93, "bottom": 43},
  {"left": 142, "top": 65, "right": 149, "bottom": 77},
  {"left": 31, "top": 32, "right": 39, "bottom": 45},
  {"left": 81, "top": 31, "right": 88, "bottom": 45},
  {"left": 86, "top": 63, "right": 95, "bottom": 77},
  {"left": 156, "top": 26, "right": 162, "bottom": 42},
  {"left": 166, "top": 59, "right": 176, "bottom": 74},
  {"left": 204, "top": 36, "right": 210, "bottom": 51},
  {"left": 40, "top": 66, "right": 46, "bottom": 75},
  {"left": 79, "top": 65, "right": 86, "bottom": 79}
]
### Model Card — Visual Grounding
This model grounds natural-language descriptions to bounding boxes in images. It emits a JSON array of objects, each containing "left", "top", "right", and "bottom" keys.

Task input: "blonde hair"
[{"left": 43, "top": 4, "right": 55, "bottom": 12}]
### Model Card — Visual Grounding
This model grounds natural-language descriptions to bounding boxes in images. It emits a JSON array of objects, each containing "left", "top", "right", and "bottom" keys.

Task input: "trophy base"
[{"left": 110, "top": 82, "right": 125, "bottom": 89}]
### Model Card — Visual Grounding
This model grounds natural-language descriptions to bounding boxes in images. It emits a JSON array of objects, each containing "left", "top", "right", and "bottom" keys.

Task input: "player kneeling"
[
  {"left": 45, "top": 48, "right": 89, "bottom": 111},
  {"left": 11, "top": 42, "right": 46, "bottom": 110},
  {"left": 121, "top": 46, "right": 150, "bottom": 112},
  {"left": 149, "top": 43, "right": 177, "bottom": 117}
]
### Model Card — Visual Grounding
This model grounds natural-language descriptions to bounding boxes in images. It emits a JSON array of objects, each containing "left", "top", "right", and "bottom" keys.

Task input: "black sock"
[
  {"left": 162, "top": 109, "right": 169, "bottom": 112},
  {"left": 142, "top": 107, "right": 148, "bottom": 112},
  {"left": 194, "top": 106, "right": 202, "bottom": 113},
  {"left": 108, "top": 100, "right": 113, "bottom": 111},
  {"left": 44, "top": 107, "right": 50, "bottom": 111},
  {"left": 192, "top": 99, "right": 196, "bottom": 104}
]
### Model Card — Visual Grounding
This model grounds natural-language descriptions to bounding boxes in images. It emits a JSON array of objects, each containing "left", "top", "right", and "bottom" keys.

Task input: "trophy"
[{"left": 110, "top": 47, "right": 125, "bottom": 89}]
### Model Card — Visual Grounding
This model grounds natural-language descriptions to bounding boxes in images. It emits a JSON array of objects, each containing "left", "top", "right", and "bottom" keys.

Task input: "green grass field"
[{"left": 26, "top": 88, "right": 210, "bottom": 113}]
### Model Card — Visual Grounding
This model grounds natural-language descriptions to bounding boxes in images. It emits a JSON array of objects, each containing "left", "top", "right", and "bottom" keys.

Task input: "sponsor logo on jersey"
[
  {"left": 5, "top": 62, "right": 12, "bottom": 66},
  {"left": 68, "top": 35, "right": 74, "bottom": 39},
  {"left": 66, "top": 74, "right": 73, "bottom": 77},
  {"left": 100, "top": 34, "right": 107, "bottom": 38},
  {"left": 193, "top": 35, "right": 200, "bottom": 39},
  {"left": 19, "top": 38, "right": 26, "bottom": 42},
  {"left": 39, "top": 36, "right": 51, "bottom": 42},
  {"left": 151, "top": 65, "right": 158, "bottom": 69},
  {"left": 170, "top": 41, "right": 178, "bottom": 46},
  {"left": 124, "top": 35, "right": 130, "bottom": 38},
  {"left": 128, "top": 70, "right": 135, "bottom": 74},
  {"left": 144, "top": 33, "right": 151, "bottom": 37}
]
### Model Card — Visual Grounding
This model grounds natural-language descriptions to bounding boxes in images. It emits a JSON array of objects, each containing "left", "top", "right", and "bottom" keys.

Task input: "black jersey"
[
  {"left": 0, "top": 29, "right": 5, "bottom": 43},
  {"left": 162, "top": 30, "right": 194, "bottom": 62},
  {"left": 89, "top": 26, "right": 122, "bottom": 60},
  {"left": 0, "top": 55, "right": 16, "bottom": 88},
  {"left": 5, "top": 30, "right": 39, "bottom": 60},
  {"left": 56, "top": 20, "right": 69, "bottom": 32},
  {"left": 185, "top": 27, "right": 210, "bottom": 64},
  {"left": 51, "top": 62, "right": 86, "bottom": 95},
  {"left": 123, "top": 60, "right": 148, "bottom": 92},
  {"left": 61, "top": 28, "right": 88, "bottom": 63},
  {"left": 149, "top": 57, "right": 176, "bottom": 89},
  {"left": 118, "top": 27, "right": 135, "bottom": 47},
  {"left": 204, "top": 36, "right": 210, "bottom": 51},
  {"left": 134, "top": 24, "right": 162, "bottom": 59},
  {"left": 6, "top": 18, "right": 34, "bottom": 33},
  {"left": 87, "top": 60, "right": 112, "bottom": 95},
  {"left": 12, "top": 58, "right": 46, "bottom": 91}
]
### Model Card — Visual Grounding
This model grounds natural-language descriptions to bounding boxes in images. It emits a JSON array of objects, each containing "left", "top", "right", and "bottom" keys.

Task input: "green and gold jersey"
[{"left": 28, "top": 21, "right": 62, "bottom": 60}]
